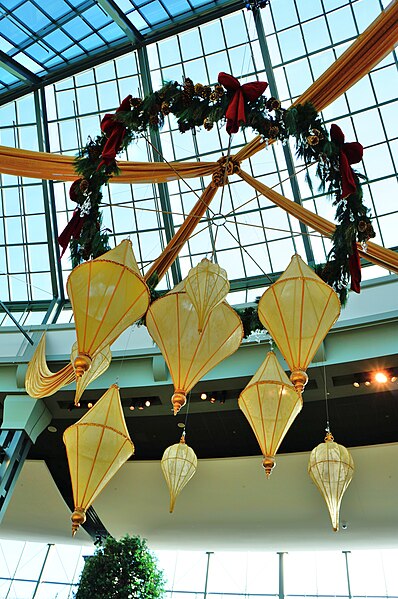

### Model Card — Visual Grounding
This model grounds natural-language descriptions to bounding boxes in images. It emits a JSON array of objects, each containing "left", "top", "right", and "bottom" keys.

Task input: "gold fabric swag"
[{"left": 0, "top": 0, "right": 398, "bottom": 281}]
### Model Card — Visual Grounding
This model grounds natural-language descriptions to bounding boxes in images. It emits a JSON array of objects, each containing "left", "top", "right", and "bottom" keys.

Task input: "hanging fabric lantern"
[
  {"left": 238, "top": 351, "right": 302, "bottom": 477},
  {"left": 146, "top": 290, "right": 243, "bottom": 414},
  {"left": 67, "top": 240, "right": 149, "bottom": 380},
  {"left": 185, "top": 258, "right": 230, "bottom": 332},
  {"left": 71, "top": 343, "right": 112, "bottom": 406},
  {"left": 258, "top": 254, "right": 340, "bottom": 395},
  {"left": 63, "top": 384, "right": 134, "bottom": 536},
  {"left": 161, "top": 434, "right": 197, "bottom": 513},
  {"left": 308, "top": 431, "right": 354, "bottom": 531}
]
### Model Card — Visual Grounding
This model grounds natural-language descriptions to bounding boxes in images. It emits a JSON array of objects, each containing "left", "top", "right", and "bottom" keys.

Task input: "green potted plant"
[{"left": 75, "top": 535, "right": 165, "bottom": 598}]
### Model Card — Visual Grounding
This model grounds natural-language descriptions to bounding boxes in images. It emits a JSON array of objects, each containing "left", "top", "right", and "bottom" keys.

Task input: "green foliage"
[
  {"left": 75, "top": 535, "right": 165, "bottom": 599},
  {"left": 67, "top": 76, "right": 373, "bottom": 304}
]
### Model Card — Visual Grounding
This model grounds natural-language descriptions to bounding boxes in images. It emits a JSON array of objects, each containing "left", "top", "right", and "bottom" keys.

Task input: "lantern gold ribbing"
[
  {"left": 258, "top": 255, "right": 340, "bottom": 395},
  {"left": 67, "top": 240, "right": 150, "bottom": 379},
  {"left": 63, "top": 384, "right": 134, "bottom": 536},
  {"left": 161, "top": 435, "right": 197, "bottom": 513},
  {"left": 185, "top": 258, "right": 230, "bottom": 332},
  {"left": 238, "top": 351, "right": 302, "bottom": 477},
  {"left": 146, "top": 290, "right": 243, "bottom": 414},
  {"left": 308, "top": 431, "right": 354, "bottom": 531},
  {"left": 71, "top": 343, "right": 111, "bottom": 406}
]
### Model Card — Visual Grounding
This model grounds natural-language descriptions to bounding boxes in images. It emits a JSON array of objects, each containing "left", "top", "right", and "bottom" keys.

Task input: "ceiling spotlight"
[
  {"left": 391, "top": 376, "right": 397, "bottom": 383},
  {"left": 87, "top": 402, "right": 93, "bottom": 408},
  {"left": 129, "top": 404, "right": 135, "bottom": 411},
  {"left": 364, "top": 380, "right": 371, "bottom": 386},
  {"left": 375, "top": 372, "right": 388, "bottom": 384},
  {"left": 138, "top": 402, "right": 144, "bottom": 410},
  {"left": 353, "top": 382, "right": 360, "bottom": 388},
  {"left": 47, "top": 425, "right": 57, "bottom": 433},
  {"left": 76, "top": 402, "right": 81, "bottom": 407},
  {"left": 210, "top": 396, "right": 216, "bottom": 404},
  {"left": 145, "top": 400, "right": 151, "bottom": 407},
  {"left": 201, "top": 393, "right": 207, "bottom": 400}
]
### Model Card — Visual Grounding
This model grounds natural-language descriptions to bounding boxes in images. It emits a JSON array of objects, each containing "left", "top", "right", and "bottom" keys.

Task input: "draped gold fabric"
[
  {"left": 0, "top": 144, "right": 217, "bottom": 183},
  {"left": 25, "top": 334, "right": 75, "bottom": 398}
]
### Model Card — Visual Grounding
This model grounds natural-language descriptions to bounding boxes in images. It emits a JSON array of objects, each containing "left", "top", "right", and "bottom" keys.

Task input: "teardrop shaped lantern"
[
  {"left": 238, "top": 351, "right": 302, "bottom": 477},
  {"left": 258, "top": 255, "right": 340, "bottom": 395},
  {"left": 308, "top": 431, "right": 354, "bottom": 531},
  {"left": 63, "top": 384, "right": 134, "bottom": 536},
  {"left": 161, "top": 435, "right": 197, "bottom": 513},
  {"left": 71, "top": 343, "right": 112, "bottom": 406},
  {"left": 146, "top": 290, "right": 243, "bottom": 414},
  {"left": 185, "top": 258, "right": 230, "bottom": 332},
  {"left": 67, "top": 240, "right": 150, "bottom": 380}
]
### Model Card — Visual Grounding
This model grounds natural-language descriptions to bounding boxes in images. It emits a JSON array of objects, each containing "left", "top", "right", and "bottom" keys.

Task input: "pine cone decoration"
[
  {"left": 267, "top": 97, "right": 281, "bottom": 111},
  {"left": 365, "top": 222, "right": 376, "bottom": 238},
  {"left": 269, "top": 125, "right": 279, "bottom": 138},
  {"left": 183, "top": 78, "right": 194, "bottom": 106},
  {"left": 79, "top": 179, "right": 89, "bottom": 194},
  {"left": 311, "top": 128, "right": 324, "bottom": 141},
  {"left": 203, "top": 117, "right": 213, "bottom": 131},
  {"left": 358, "top": 220, "right": 367, "bottom": 233},
  {"left": 210, "top": 91, "right": 219, "bottom": 102},
  {"left": 307, "top": 134, "right": 320, "bottom": 146},
  {"left": 130, "top": 97, "right": 143, "bottom": 109},
  {"left": 161, "top": 101, "right": 170, "bottom": 115},
  {"left": 194, "top": 83, "right": 204, "bottom": 95},
  {"left": 214, "top": 84, "right": 224, "bottom": 97},
  {"left": 201, "top": 85, "right": 211, "bottom": 100}
]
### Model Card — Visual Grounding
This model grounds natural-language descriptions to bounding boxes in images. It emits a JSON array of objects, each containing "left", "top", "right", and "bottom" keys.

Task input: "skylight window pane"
[
  {"left": 13, "top": 51, "right": 42, "bottom": 74},
  {"left": 99, "top": 21, "right": 125, "bottom": 43},
  {"left": 37, "top": 0, "right": 71, "bottom": 20},
  {"left": 14, "top": 2, "right": 51, "bottom": 31},
  {"left": 82, "top": 4, "right": 112, "bottom": 29},
  {"left": 44, "top": 29, "right": 74, "bottom": 53},
  {"left": 139, "top": 2, "right": 169, "bottom": 26},
  {"left": 0, "top": 18, "right": 28, "bottom": 45},
  {"left": 126, "top": 9, "right": 149, "bottom": 31},
  {"left": 25, "top": 42, "right": 55, "bottom": 63},
  {"left": 79, "top": 33, "right": 103, "bottom": 51},
  {"left": 62, "top": 17, "right": 93, "bottom": 39}
]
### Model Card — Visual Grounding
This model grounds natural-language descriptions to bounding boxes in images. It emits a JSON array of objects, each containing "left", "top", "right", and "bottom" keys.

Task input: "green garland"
[{"left": 69, "top": 76, "right": 374, "bottom": 303}]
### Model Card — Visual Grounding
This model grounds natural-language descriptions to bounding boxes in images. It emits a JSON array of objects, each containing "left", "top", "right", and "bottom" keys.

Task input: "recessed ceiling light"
[
  {"left": 353, "top": 382, "right": 360, "bottom": 388},
  {"left": 129, "top": 404, "right": 135, "bottom": 411},
  {"left": 364, "top": 380, "right": 371, "bottom": 386},
  {"left": 87, "top": 402, "right": 93, "bottom": 408},
  {"left": 145, "top": 400, "right": 151, "bottom": 407},
  {"left": 177, "top": 422, "right": 185, "bottom": 429},
  {"left": 47, "top": 426, "right": 57, "bottom": 433},
  {"left": 375, "top": 372, "right": 388, "bottom": 384},
  {"left": 391, "top": 376, "right": 397, "bottom": 383},
  {"left": 201, "top": 393, "right": 207, "bottom": 400}
]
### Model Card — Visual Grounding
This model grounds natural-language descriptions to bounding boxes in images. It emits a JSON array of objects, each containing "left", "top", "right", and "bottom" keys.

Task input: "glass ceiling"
[
  {"left": 0, "top": 0, "right": 238, "bottom": 103},
  {"left": 1, "top": 0, "right": 397, "bottom": 327}
]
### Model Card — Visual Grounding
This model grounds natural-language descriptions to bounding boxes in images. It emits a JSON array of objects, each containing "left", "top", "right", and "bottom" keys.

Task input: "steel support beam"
[
  {"left": 97, "top": 0, "right": 144, "bottom": 44},
  {"left": 0, "top": 50, "right": 40, "bottom": 84},
  {"left": 253, "top": 9, "right": 315, "bottom": 267},
  {"left": 137, "top": 46, "right": 182, "bottom": 285}
]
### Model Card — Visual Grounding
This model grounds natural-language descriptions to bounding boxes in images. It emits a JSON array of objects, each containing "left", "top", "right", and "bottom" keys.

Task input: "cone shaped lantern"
[
  {"left": 146, "top": 290, "right": 243, "bottom": 414},
  {"left": 71, "top": 343, "right": 112, "bottom": 406},
  {"left": 67, "top": 240, "right": 150, "bottom": 380},
  {"left": 161, "top": 435, "right": 197, "bottom": 513},
  {"left": 185, "top": 258, "right": 230, "bottom": 332},
  {"left": 308, "top": 431, "right": 354, "bottom": 531},
  {"left": 258, "top": 255, "right": 340, "bottom": 395},
  {"left": 63, "top": 384, "right": 134, "bottom": 536},
  {"left": 238, "top": 351, "right": 302, "bottom": 477}
]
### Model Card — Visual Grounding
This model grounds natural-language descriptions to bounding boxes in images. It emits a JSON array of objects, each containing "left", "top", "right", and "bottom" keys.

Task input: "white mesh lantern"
[{"left": 161, "top": 435, "right": 197, "bottom": 513}]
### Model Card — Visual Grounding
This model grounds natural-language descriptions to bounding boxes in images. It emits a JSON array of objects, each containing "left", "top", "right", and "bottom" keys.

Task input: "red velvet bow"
[
  {"left": 58, "top": 210, "right": 87, "bottom": 258},
  {"left": 97, "top": 95, "right": 132, "bottom": 170},
  {"left": 349, "top": 241, "right": 361, "bottom": 294},
  {"left": 218, "top": 72, "right": 268, "bottom": 135},
  {"left": 330, "top": 124, "right": 363, "bottom": 199}
]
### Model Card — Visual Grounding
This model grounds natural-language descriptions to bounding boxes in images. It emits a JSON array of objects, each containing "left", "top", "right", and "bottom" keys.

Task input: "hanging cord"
[
  {"left": 211, "top": 135, "right": 233, "bottom": 260},
  {"left": 322, "top": 346, "right": 331, "bottom": 433},
  {"left": 181, "top": 390, "right": 192, "bottom": 439}
]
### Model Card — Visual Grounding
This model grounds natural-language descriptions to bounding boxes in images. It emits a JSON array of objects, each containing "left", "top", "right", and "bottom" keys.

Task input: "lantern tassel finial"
[
  {"left": 289, "top": 369, "right": 308, "bottom": 395},
  {"left": 262, "top": 456, "right": 276, "bottom": 478},
  {"left": 71, "top": 508, "right": 86, "bottom": 537},
  {"left": 73, "top": 354, "right": 92, "bottom": 378},
  {"left": 172, "top": 392, "right": 187, "bottom": 415}
]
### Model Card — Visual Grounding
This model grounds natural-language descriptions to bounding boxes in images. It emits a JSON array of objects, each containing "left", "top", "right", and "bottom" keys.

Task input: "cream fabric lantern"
[
  {"left": 185, "top": 258, "right": 230, "bottom": 332},
  {"left": 308, "top": 431, "right": 354, "bottom": 531},
  {"left": 67, "top": 240, "right": 149, "bottom": 379},
  {"left": 238, "top": 351, "right": 302, "bottom": 477},
  {"left": 63, "top": 384, "right": 134, "bottom": 535},
  {"left": 258, "top": 254, "right": 340, "bottom": 395},
  {"left": 161, "top": 435, "right": 197, "bottom": 513},
  {"left": 146, "top": 290, "right": 243, "bottom": 415}
]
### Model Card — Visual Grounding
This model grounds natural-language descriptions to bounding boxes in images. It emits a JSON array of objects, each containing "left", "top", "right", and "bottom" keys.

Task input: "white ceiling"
[{"left": 2, "top": 443, "right": 398, "bottom": 551}]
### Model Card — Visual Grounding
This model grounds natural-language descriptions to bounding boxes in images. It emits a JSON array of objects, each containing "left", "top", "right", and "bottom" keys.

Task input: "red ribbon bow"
[
  {"left": 218, "top": 72, "right": 268, "bottom": 135},
  {"left": 58, "top": 209, "right": 87, "bottom": 258},
  {"left": 349, "top": 241, "right": 361, "bottom": 294},
  {"left": 330, "top": 124, "right": 363, "bottom": 199},
  {"left": 97, "top": 95, "right": 132, "bottom": 170}
]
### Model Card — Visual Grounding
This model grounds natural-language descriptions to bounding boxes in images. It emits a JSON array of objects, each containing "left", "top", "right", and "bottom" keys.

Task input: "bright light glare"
[{"left": 375, "top": 372, "right": 388, "bottom": 383}]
